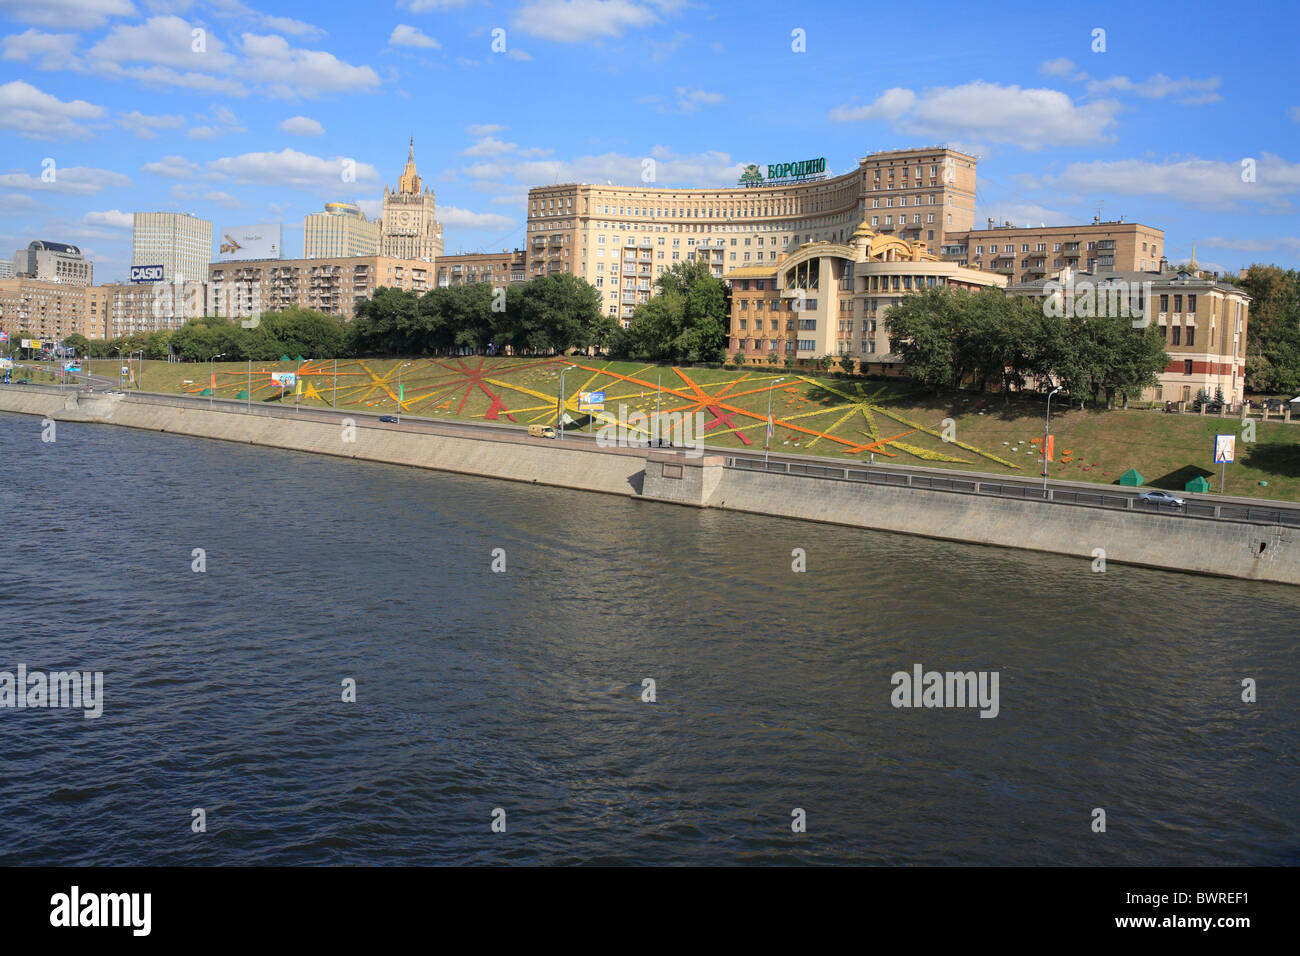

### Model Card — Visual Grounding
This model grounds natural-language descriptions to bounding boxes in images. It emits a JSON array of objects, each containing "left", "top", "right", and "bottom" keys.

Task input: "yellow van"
[{"left": 528, "top": 424, "right": 557, "bottom": 439}]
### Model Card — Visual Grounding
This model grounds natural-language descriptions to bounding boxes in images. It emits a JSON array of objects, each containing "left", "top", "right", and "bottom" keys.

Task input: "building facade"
[
  {"left": 133, "top": 212, "right": 213, "bottom": 283},
  {"left": 208, "top": 255, "right": 431, "bottom": 321},
  {"left": 942, "top": 218, "right": 1165, "bottom": 285},
  {"left": 304, "top": 202, "right": 380, "bottom": 259},
  {"left": 526, "top": 147, "right": 978, "bottom": 325},
  {"left": 100, "top": 280, "right": 206, "bottom": 338},
  {"left": 726, "top": 220, "right": 1005, "bottom": 367},
  {"left": 435, "top": 249, "right": 527, "bottom": 288},
  {"left": 11, "top": 240, "right": 94, "bottom": 286},
  {"left": 0, "top": 278, "right": 106, "bottom": 341},
  {"left": 379, "top": 139, "right": 443, "bottom": 261},
  {"left": 1007, "top": 267, "right": 1250, "bottom": 405}
]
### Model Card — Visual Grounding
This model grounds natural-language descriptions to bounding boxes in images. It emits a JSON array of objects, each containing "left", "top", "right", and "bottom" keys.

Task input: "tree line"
[{"left": 885, "top": 286, "right": 1170, "bottom": 405}]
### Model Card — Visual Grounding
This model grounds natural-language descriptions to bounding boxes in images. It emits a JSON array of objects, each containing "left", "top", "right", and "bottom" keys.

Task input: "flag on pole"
[
  {"left": 767, "top": 415, "right": 774, "bottom": 440},
  {"left": 296, "top": 377, "right": 303, "bottom": 397}
]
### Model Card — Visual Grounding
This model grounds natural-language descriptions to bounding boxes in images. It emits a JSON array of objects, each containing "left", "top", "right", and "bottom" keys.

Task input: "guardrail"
[{"left": 724, "top": 455, "right": 1300, "bottom": 529}]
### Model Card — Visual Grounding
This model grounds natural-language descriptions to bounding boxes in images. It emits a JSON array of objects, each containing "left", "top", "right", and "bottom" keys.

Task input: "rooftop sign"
[{"left": 738, "top": 158, "right": 828, "bottom": 187}]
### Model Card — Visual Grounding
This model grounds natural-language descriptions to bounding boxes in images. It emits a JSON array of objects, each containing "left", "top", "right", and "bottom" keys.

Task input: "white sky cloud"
[
  {"left": 438, "top": 206, "right": 516, "bottom": 230},
  {"left": 206, "top": 148, "right": 380, "bottom": 190},
  {"left": 142, "top": 154, "right": 199, "bottom": 178},
  {"left": 0, "top": 0, "right": 136, "bottom": 30},
  {"left": 1, "top": 30, "right": 79, "bottom": 70},
  {"left": 0, "top": 80, "right": 105, "bottom": 139},
  {"left": 82, "top": 209, "right": 133, "bottom": 228},
  {"left": 0, "top": 166, "right": 132, "bottom": 195},
  {"left": 389, "top": 25, "right": 440, "bottom": 49},
  {"left": 118, "top": 110, "right": 185, "bottom": 138},
  {"left": 512, "top": 0, "right": 660, "bottom": 43},
  {"left": 280, "top": 115, "right": 324, "bottom": 136},
  {"left": 1040, "top": 154, "right": 1300, "bottom": 207}
]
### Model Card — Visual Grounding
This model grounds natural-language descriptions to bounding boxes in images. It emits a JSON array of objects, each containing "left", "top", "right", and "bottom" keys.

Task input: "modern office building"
[
  {"left": 379, "top": 139, "right": 443, "bottom": 261},
  {"left": 726, "top": 219, "right": 1004, "bottom": 368},
  {"left": 942, "top": 218, "right": 1165, "bottom": 285},
  {"left": 1007, "top": 265, "right": 1250, "bottom": 405},
  {"left": 303, "top": 203, "right": 380, "bottom": 259},
  {"left": 526, "top": 147, "right": 978, "bottom": 324},
  {"left": 207, "top": 255, "right": 432, "bottom": 321},
  {"left": 132, "top": 212, "right": 213, "bottom": 283},
  {"left": 435, "top": 249, "right": 527, "bottom": 288},
  {"left": 11, "top": 240, "right": 94, "bottom": 286}
]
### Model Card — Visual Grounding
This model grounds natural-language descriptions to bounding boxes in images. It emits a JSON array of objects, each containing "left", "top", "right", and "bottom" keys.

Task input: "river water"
[{"left": 0, "top": 411, "right": 1296, "bottom": 865}]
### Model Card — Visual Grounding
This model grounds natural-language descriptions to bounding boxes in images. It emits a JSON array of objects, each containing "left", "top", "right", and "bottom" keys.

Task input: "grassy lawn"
[{"left": 80, "top": 356, "right": 1300, "bottom": 503}]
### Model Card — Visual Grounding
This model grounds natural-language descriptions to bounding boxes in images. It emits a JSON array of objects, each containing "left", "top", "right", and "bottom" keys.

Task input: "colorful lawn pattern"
[{"left": 185, "top": 357, "right": 1018, "bottom": 467}]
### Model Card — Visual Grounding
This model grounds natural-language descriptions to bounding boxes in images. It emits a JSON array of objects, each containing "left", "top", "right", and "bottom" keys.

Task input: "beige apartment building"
[
  {"left": 99, "top": 281, "right": 206, "bottom": 338},
  {"left": 943, "top": 218, "right": 1164, "bottom": 285},
  {"left": 207, "top": 255, "right": 432, "bottom": 321},
  {"left": 133, "top": 211, "right": 213, "bottom": 283},
  {"left": 726, "top": 219, "right": 1004, "bottom": 367},
  {"left": 11, "top": 240, "right": 94, "bottom": 286},
  {"left": 1008, "top": 266, "right": 1250, "bottom": 405},
  {"left": 304, "top": 202, "right": 380, "bottom": 259},
  {"left": 0, "top": 277, "right": 107, "bottom": 341},
  {"left": 526, "top": 147, "right": 977, "bottom": 325},
  {"left": 436, "top": 250, "right": 527, "bottom": 288}
]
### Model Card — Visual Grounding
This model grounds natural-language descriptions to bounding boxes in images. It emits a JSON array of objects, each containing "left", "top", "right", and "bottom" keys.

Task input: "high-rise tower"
[{"left": 379, "top": 138, "right": 443, "bottom": 261}]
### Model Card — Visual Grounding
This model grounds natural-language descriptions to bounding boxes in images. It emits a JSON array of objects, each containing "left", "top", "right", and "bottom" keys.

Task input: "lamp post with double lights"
[
  {"left": 396, "top": 362, "right": 412, "bottom": 423},
  {"left": 1043, "top": 386, "right": 1062, "bottom": 492}
]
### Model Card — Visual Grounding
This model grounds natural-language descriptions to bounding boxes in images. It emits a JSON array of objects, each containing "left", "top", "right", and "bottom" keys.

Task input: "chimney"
[{"left": 987, "top": 217, "right": 995, "bottom": 230}]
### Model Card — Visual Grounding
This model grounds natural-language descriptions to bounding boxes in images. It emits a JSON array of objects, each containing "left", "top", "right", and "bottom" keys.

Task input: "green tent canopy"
[
  {"left": 1119, "top": 468, "right": 1144, "bottom": 487},
  {"left": 236, "top": 389, "right": 249, "bottom": 400},
  {"left": 294, "top": 355, "right": 306, "bottom": 362},
  {"left": 1185, "top": 476, "right": 1212, "bottom": 493},
  {"left": 199, "top": 387, "right": 212, "bottom": 396},
  {"left": 280, "top": 354, "right": 291, "bottom": 362}
]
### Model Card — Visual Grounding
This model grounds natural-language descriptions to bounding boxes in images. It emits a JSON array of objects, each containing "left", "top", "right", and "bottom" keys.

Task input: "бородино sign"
[{"left": 737, "top": 158, "right": 828, "bottom": 187}]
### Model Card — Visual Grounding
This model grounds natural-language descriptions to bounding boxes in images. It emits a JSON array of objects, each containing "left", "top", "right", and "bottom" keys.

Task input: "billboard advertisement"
[
  {"left": 130, "top": 264, "right": 164, "bottom": 283},
  {"left": 578, "top": 390, "right": 605, "bottom": 411},
  {"left": 270, "top": 371, "right": 296, "bottom": 388},
  {"left": 1214, "top": 434, "right": 1236, "bottom": 464},
  {"left": 218, "top": 224, "right": 283, "bottom": 262}
]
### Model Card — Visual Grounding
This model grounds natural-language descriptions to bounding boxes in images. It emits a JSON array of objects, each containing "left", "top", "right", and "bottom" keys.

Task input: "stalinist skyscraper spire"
[{"left": 380, "top": 136, "right": 442, "bottom": 260}]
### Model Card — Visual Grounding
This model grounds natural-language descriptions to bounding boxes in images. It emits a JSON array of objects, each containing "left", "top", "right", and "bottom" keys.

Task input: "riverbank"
[{"left": 3, "top": 386, "right": 1296, "bottom": 585}]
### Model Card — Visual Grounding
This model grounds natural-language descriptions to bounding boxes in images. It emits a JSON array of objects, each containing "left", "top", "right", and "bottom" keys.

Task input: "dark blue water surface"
[{"left": 0, "top": 412, "right": 1296, "bottom": 865}]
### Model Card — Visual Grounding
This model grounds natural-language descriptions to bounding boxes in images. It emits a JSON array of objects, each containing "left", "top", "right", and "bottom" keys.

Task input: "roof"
[
  {"left": 724, "top": 264, "right": 780, "bottom": 278},
  {"left": 28, "top": 240, "right": 81, "bottom": 255}
]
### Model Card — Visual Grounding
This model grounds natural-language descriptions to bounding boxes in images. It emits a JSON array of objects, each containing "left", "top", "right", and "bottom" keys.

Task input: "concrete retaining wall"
[{"left": 5, "top": 388, "right": 1297, "bottom": 585}]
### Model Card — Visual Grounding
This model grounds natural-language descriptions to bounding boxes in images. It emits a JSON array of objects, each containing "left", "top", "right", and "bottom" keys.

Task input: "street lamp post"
[
  {"left": 396, "top": 361, "right": 412, "bottom": 423},
  {"left": 130, "top": 349, "right": 144, "bottom": 391},
  {"left": 210, "top": 352, "right": 226, "bottom": 409},
  {"left": 558, "top": 364, "right": 576, "bottom": 439},
  {"left": 1043, "top": 385, "right": 1062, "bottom": 492},
  {"left": 764, "top": 377, "right": 785, "bottom": 465}
]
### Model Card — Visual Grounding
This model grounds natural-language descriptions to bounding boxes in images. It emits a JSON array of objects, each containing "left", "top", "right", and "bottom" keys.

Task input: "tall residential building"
[
  {"left": 436, "top": 250, "right": 526, "bottom": 288},
  {"left": 132, "top": 211, "right": 213, "bottom": 283},
  {"left": 304, "top": 202, "right": 380, "bottom": 259},
  {"left": 11, "top": 240, "right": 93, "bottom": 286},
  {"left": 379, "top": 139, "right": 443, "bottom": 261},
  {"left": 726, "top": 219, "right": 1005, "bottom": 368},
  {"left": 525, "top": 146, "right": 978, "bottom": 324},
  {"left": 0, "top": 277, "right": 106, "bottom": 340},
  {"left": 208, "top": 255, "right": 434, "bottom": 321},
  {"left": 942, "top": 218, "right": 1165, "bottom": 285}
]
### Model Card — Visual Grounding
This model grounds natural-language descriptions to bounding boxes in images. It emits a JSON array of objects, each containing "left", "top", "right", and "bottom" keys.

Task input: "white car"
[{"left": 1137, "top": 490, "right": 1185, "bottom": 507}]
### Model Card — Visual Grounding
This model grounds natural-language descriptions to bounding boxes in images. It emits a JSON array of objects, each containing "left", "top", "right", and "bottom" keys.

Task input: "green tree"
[{"left": 616, "top": 260, "right": 729, "bottom": 363}]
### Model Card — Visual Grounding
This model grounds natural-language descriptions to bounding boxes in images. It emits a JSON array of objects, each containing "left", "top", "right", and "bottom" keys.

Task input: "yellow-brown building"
[
  {"left": 726, "top": 220, "right": 1005, "bottom": 368},
  {"left": 942, "top": 218, "right": 1165, "bottom": 285},
  {"left": 436, "top": 249, "right": 526, "bottom": 288},
  {"left": 379, "top": 139, "right": 443, "bottom": 262},
  {"left": 527, "top": 147, "right": 978, "bottom": 326},
  {"left": 207, "top": 255, "right": 432, "bottom": 321},
  {"left": 0, "top": 278, "right": 107, "bottom": 341}
]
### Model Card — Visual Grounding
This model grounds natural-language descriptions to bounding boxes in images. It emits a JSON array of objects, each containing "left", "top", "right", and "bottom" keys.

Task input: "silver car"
[{"left": 1138, "top": 490, "right": 1186, "bottom": 507}]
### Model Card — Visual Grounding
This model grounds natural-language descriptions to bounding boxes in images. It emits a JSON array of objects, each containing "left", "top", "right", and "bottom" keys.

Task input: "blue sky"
[{"left": 1, "top": 0, "right": 1298, "bottom": 282}]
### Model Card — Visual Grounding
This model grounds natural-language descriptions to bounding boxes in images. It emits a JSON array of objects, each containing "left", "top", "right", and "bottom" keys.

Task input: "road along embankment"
[{"left": 4, "top": 387, "right": 1297, "bottom": 585}]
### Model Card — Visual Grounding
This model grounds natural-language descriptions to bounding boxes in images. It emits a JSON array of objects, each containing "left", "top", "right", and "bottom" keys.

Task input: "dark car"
[
  {"left": 15, "top": 378, "right": 31, "bottom": 385},
  {"left": 379, "top": 415, "right": 399, "bottom": 423}
]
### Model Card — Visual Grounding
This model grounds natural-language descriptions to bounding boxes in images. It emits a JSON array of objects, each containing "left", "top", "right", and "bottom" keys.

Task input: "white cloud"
[
  {"left": 505, "top": 48, "right": 532, "bottom": 61},
  {"left": 464, "top": 135, "right": 516, "bottom": 156},
  {"left": 513, "top": 0, "right": 660, "bottom": 43},
  {"left": 0, "top": 80, "right": 104, "bottom": 139},
  {"left": 1, "top": 30, "right": 79, "bottom": 70},
  {"left": 238, "top": 33, "right": 381, "bottom": 98},
  {"left": 280, "top": 115, "right": 324, "bottom": 136},
  {"left": 0, "top": 0, "right": 135, "bottom": 30},
  {"left": 831, "top": 81, "right": 1121, "bottom": 150},
  {"left": 207, "top": 148, "right": 380, "bottom": 189},
  {"left": 671, "top": 87, "right": 723, "bottom": 114},
  {"left": 1199, "top": 236, "right": 1300, "bottom": 256},
  {"left": 438, "top": 206, "right": 516, "bottom": 230},
  {"left": 207, "top": 0, "right": 325, "bottom": 40},
  {"left": 389, "top": 24, "right": 440, "bottom": 49},
  {"left": 1086, "top": 73, "right": 1221, "bottom": 104},
  {"left": 1287, "top": 106, "right": 1300, "bottom": 123},
  {"left": 1042, "top": 154, "right": 1300, "bottom": 207},
  {"left": 88, "top": 15, "right": 238, "bottom": 70},
  {"left": 82, "top": 209, "right": 133, "bottom": 228},
  {"left": 0, "top": 166, "right": 131, "bottom": 195},
  {"left": 142, "top": 154, "right": 199, "bottom": 178},
  {"left": 828, "top": 87, "right": 916, "bottom": 123},
  {"left": 466, "top": 123, "right": 503, "bottom": 136},
  {"left": 1039, "top": 58, "right": 1077, "bottom": 78},
  {"left": 400, "top": 0, "right": 468, "bottom": 10},
  {"left": 974, "top": 203, "right": 1077, "bottom": 228},
  {"left": 119, "top": 110, "right": 185, "bottom": 138}
]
